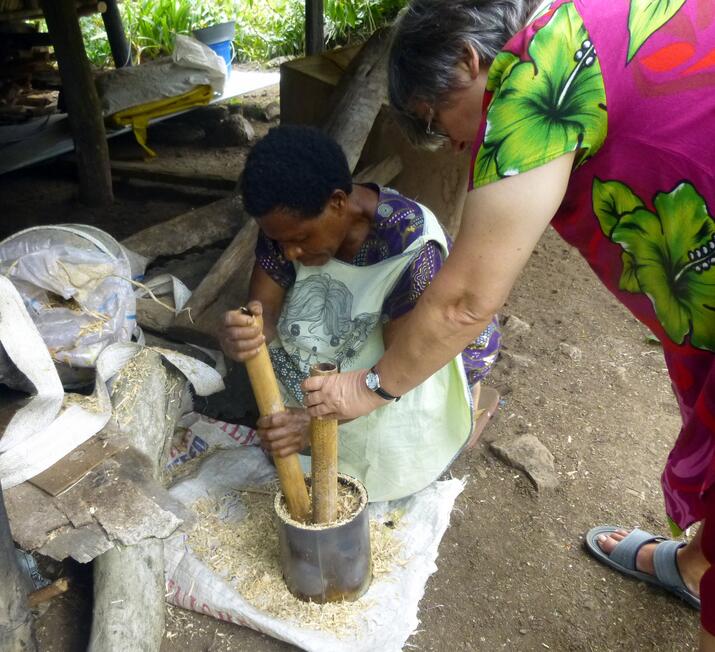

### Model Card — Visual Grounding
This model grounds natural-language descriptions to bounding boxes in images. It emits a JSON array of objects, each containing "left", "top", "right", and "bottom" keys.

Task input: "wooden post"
[
  {"left": 40, "top": 0, "right": 113, "bottom": 206},
  {"left": 0, "top": 486, "right": 36, "bottom": 652},
  {"left": 241, "top": 309, "right": 311, "bottom": 522},
  {"left": 309, "top": 363, "right": 338, "bottom": 524},
  {"left": 305, "top": 0, "right": 324, "bottom": 56}
]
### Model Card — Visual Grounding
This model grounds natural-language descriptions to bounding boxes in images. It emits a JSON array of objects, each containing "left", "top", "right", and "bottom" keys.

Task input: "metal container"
[{"left": 274, "top": 473, "right": 372, "bottom": 603}]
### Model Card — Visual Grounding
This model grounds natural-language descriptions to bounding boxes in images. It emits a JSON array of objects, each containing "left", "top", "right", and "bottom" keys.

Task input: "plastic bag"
[
  {"left": 96, "top": 35, "right": 226, "bottom": 117},
  {"left": 0, "top": 225, "right": 145, "bottom": 388}
]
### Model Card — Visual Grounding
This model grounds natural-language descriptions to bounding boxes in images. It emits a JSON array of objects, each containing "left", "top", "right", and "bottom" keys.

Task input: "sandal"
[{"left": 584, "top": 525, "right": 700, "bottom": 610}]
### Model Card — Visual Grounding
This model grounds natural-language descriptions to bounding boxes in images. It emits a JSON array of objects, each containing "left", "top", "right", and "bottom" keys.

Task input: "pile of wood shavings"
[
  {"left": 189, "top": 489, "right": 405, "bottom": 636},
  {"left": 63, "top": 392, "right": 101, "bottom": 413},
  {"left": 276, "top": 481, "right": 362, "bottom": 527},
  {"left": 111, "top": 349, "right": 152, "bottom": 425}
]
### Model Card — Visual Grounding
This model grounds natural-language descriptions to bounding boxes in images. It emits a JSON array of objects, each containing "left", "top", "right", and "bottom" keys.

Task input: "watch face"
[{"left": 365, "top": 370, "right": 379, "bottom": 391}]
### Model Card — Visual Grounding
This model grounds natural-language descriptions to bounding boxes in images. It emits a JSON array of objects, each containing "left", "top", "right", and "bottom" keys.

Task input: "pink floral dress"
[{"left": 471, "top": 0, "right": 715, "bottom": 534}]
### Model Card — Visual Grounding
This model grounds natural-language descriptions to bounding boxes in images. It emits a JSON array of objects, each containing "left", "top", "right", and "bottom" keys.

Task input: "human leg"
[{"left": 595, "top": 525, "right": 707, "bottom": 599}]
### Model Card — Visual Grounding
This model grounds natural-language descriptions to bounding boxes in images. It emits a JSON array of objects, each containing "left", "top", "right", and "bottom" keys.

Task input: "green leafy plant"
[{"left": 77, "top": 0, "right": 406, "bottom": 67}]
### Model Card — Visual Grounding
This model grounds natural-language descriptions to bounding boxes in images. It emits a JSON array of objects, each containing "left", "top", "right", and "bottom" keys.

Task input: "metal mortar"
[{"left": 274, "top": 473, "right": 372, "bottom": 603}]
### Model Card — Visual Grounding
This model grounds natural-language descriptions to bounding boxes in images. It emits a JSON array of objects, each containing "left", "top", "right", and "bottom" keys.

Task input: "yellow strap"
[{"left": 109, "top": 85, "right": 214, "bottom": 158}]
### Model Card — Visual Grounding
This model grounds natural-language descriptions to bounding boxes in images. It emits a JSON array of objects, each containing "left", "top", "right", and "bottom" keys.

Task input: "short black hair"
[{"left": 241, "top": 125, "right": 353, "bottom": 219}]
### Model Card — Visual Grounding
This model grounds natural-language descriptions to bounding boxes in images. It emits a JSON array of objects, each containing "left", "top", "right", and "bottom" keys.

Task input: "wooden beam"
[
  {"left": 110, "top": 160, "right": 238, "bottom": 192},
  {"left": 121, "top": 196, "right": 244, "bottom": 263},
  {"left": 353, "top": 154, "right": 403, "bottom": 186},
  {"left": 39, "top": 0, "right": 113, "bottom": 206},
  {"left": 323, "top": 28, "right": 390, "bottom": 172},
  {"left": 305, "top": 0, "right": 324, "bottom": 56}
]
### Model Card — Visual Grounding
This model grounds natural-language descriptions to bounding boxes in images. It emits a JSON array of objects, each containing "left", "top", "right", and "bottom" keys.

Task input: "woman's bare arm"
[{"left": 303, "top": 151, "right": 575, "bottom": 418}]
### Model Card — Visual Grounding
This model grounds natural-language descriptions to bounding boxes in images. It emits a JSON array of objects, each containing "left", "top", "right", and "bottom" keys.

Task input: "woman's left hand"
[{"left": 302, "top": 368, "right": 387, "bottom": 420}]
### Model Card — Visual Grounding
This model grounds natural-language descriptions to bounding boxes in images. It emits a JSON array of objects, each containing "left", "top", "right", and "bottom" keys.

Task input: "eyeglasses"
[{"left": 425, "top": 107, "right": 448, "bottom": 139}]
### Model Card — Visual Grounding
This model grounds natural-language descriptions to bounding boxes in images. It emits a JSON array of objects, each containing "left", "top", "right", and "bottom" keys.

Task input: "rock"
[
  {"left": 237, "top": 102, "right": 264, "bottom": 120},
  {"left": 558, "top": 342, "right": 583, "bottom": 361},
  {"left": 190, "top": 104, "right": 229, "bottom": 127},
  {"left": 206, "top": 114, "right": 255, "bottom": 147},
  {"left": 490, "top": 435, "right": 559, "bottom": 492},
  {"left": 502, "top": 315, "right": 531, "bottom": 340},
  {"left": 501, "top": 350, "right": 534, "bottom": 369},
  {"left": 264, "top": 100, "right": 280, "bottom": 121},
  {"left": 229, "top": 114, "right": 255, "bottom": 144}
]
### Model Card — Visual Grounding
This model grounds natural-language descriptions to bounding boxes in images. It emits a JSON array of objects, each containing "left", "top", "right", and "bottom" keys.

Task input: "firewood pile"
[{"left": 0, "top": 21, "right": 59, "bottom": 125}]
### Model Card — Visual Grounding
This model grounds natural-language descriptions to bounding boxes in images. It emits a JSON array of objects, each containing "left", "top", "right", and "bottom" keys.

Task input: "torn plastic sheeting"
[{"left": 0, "top": 278, "right": 225, "bottom": 489}]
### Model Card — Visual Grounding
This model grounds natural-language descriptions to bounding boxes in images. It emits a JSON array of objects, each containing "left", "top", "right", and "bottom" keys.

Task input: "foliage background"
[{"left": 80, "top": 0, "right": 405, "bottom": 67}]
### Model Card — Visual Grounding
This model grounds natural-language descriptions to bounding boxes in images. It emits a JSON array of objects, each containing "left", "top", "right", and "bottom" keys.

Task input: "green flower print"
[
  {"left": 473, "top": 2, "right": 607, "bottom": 185},
  {"left": 593, "top": 179, "right": 715, "bottom": 351},
  {"left": 627, "top": 0, "right": 687, "bottom": 62}
]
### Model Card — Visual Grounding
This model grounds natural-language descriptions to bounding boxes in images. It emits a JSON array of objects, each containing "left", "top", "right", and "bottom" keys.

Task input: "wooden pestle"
[
  {"left": 309, "top": 363, "right": 339, "bottom": 524},
  {"left": 240, "top": 307, "right": 310, "bottom": 522}
]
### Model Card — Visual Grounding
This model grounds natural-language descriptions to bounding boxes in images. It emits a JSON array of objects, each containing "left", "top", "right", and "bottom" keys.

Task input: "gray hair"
[{"left": 388, "top": 0, "right": 537, "bottom": 147}]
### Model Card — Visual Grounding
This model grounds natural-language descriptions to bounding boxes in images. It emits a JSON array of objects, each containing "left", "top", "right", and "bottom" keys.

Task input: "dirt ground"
[{"left": 0, "top": 83, "right": 700, "bottom": 651}]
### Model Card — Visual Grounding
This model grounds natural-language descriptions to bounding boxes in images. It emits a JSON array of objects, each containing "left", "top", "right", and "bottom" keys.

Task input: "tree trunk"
[
  {"left": 0, "top": 485, "right": 36, "bottom": 652},
  {"left": 40, "top": 0, "right": 113, "bottom": 206}
]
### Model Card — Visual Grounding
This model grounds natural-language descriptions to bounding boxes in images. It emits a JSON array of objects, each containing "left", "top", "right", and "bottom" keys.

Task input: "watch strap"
[{"left": 370, "top": 367, "right": 401, "bottom": 401}]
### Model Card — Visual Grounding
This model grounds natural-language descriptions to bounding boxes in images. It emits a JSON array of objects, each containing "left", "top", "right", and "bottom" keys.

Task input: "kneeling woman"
[{"left": 220, "top": 125, "right": 500, "bottom": 501}]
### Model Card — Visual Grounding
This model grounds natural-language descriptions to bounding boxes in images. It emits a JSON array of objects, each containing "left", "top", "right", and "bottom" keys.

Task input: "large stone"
[
  {"left": 490, "top": 435, "right": 559, "bottom": 492},
  {"left": 501, "top": 315, "right": 531, "bottom": 341}
]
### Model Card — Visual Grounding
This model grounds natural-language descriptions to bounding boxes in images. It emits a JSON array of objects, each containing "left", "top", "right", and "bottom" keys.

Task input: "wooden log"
[
  {"left": 39, "top": 0, "right": 113, "bottom": 206},
  {"left": 323, "top": 28, "right": 390, "bottom": 172},
  {"left": 242, "top": 309, "right": 311, "bottom": 522},
  {"left": 0, "top": 486, "right": 36, "bottom": 652},
  {"left": 309, "top": 363, "right": 338, "bottom": 524},
  {"left": 121, "top": 196, "right": 244, "bottom": 263},
  {"left": 353, "top": 154, "right": 403, "bottom": 186},
  {"left": 89, "top": 540, "right": 164, "bottom": 652},
  {"left": 167, "top": 218, "right": 258, "bottom": 347},
  {"left": 110, "top": 160, "right": 238, "bottom": 192},
  {"left": 27, "top": 578, "right": 70, "bottom": 608},
  {"left": 89, "top": 350, "right": 187, "bottom": 652}
]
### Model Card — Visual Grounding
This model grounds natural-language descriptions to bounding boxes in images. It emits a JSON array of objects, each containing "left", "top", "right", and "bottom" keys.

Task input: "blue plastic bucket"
[{"left": 207, "top": 39, "right": 234, "bottom": 77}]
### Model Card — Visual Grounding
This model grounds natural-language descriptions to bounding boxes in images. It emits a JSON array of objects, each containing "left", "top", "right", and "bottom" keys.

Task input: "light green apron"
[{"left": 268, "top": 204, "right": 472, "bottom": 501}]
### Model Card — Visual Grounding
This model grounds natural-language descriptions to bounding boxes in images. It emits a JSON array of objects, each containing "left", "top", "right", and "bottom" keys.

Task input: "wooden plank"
[
  {"left": 28, "top": 436, "right": 122, "bottom": 496},
  {"left": 39, "top": 0, "right": 113, "bottom": 206},
  {"left": 121, "top": 196, "right": 244, "bottom": 263}
]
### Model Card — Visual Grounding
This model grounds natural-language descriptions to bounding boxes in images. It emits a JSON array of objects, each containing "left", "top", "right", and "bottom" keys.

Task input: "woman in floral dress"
[{"left": 302, "top": 0, "right": 715, "bottom": 645}]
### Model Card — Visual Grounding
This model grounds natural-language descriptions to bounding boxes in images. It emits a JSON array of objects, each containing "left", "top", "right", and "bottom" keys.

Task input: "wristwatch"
[{"left": 365, "top": 366, "right": 401, "bottom": 402}]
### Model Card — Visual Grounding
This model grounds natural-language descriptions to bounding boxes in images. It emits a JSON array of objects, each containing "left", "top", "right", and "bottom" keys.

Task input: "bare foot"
[{"left": 597, "top": 528, "right": 702, "bottom": 597}]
